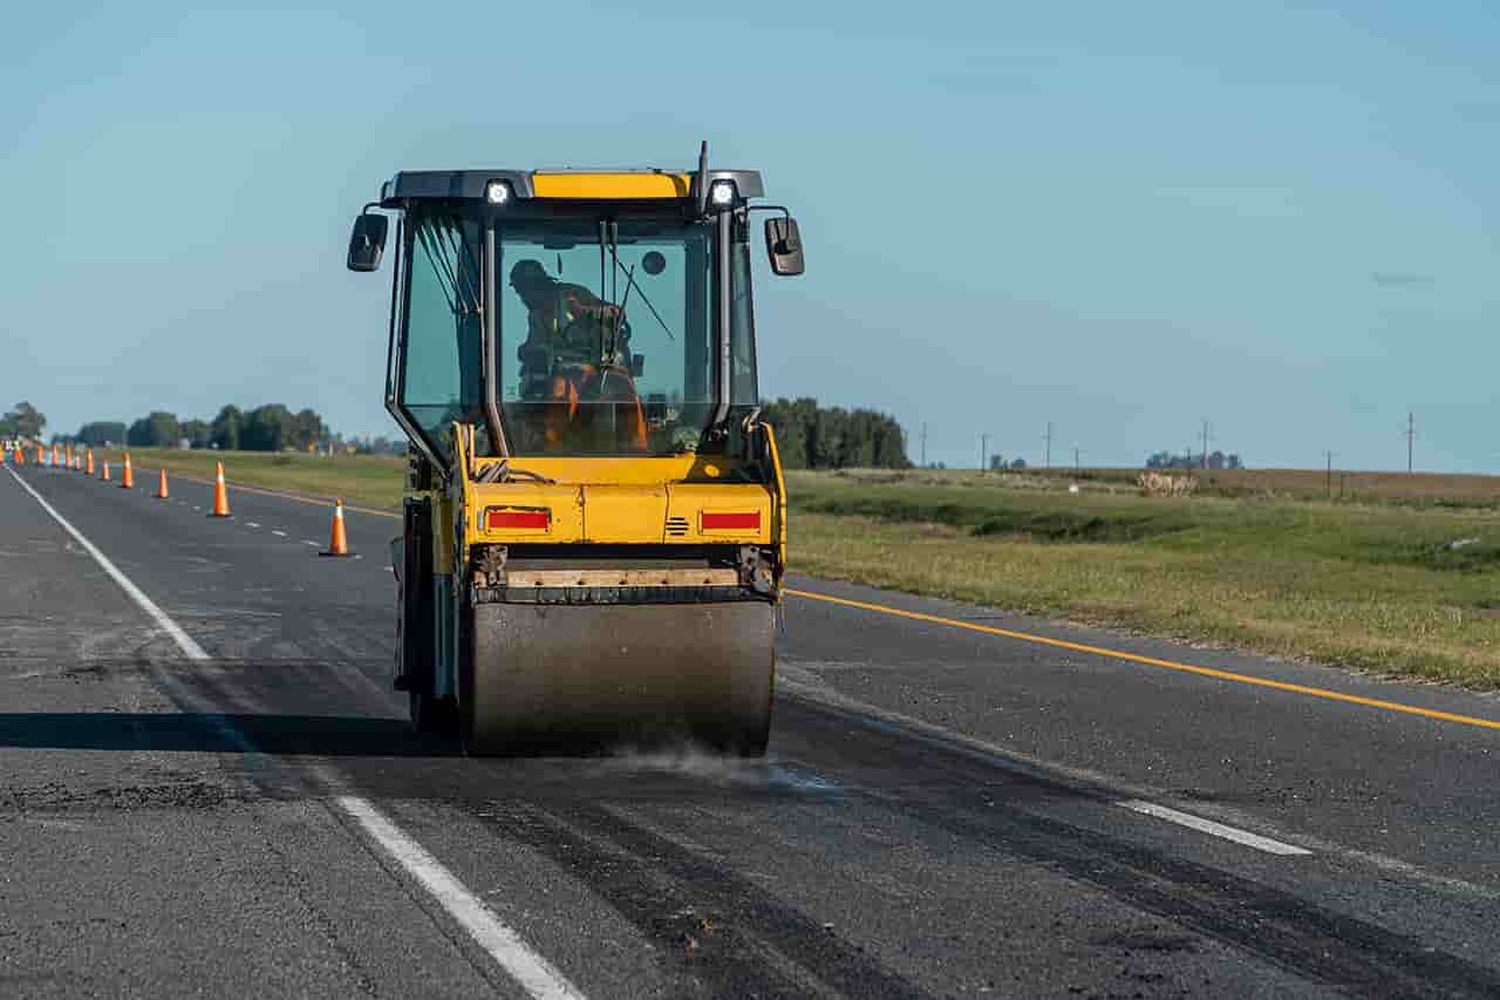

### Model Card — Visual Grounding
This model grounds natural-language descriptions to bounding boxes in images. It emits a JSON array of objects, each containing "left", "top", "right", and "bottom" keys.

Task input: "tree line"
[
  {"left": 75, "top": 404, "right": 331, "bottom": 452},
  {"left": 760, "top": 397, "right": 910, "bottom": 469},
  {"left": 1146, "top": 450, "right": 1243, "bottom": 470}
]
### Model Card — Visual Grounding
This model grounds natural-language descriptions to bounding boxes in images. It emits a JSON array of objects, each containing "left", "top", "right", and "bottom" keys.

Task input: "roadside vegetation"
[
  {"left": 91, "top": 447, "right": 406, "bottom": 511},
  {"left": 788, "top": 469, "right": 1500, "bottom": 688},
  {"left": 81, "top": 450, "right": 1500, "bottom": 687}
]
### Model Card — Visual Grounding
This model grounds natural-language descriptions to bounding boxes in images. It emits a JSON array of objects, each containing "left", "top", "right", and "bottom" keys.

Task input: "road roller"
[{"left": 346, "top": 145, "right": 805, "bottom": 755}]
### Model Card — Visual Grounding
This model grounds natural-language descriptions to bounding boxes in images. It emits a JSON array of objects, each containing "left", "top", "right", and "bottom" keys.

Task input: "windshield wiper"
[{"left": 611, "top": 255, "right": 675, "bottom": 341}]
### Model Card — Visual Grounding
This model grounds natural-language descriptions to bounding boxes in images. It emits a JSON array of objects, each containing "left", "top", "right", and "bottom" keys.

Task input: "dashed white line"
[
  {"left": 1117, "top": 800, "right": 1312, "bottom": 856},
  {"left": 246, "top": 522, "right": 261, "bottom": 529},
  {"left": 4, "top": 464, "right": 589, "bottom": 1000},
  {"left": 302, "top": 540, "right": 319, "bottom": 547},
  {"left": 271, "top": 529, "right": 288, "bottom": 537}
]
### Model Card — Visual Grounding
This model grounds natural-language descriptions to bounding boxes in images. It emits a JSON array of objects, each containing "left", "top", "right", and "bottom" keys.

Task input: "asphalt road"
[{"left": 3, "top": 459, "right": 1499, "bottom": 999}]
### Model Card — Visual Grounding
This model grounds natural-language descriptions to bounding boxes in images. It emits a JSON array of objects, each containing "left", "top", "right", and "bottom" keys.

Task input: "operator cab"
[{"left": 347, "top": 151, "right": 804, "bottom": 470}]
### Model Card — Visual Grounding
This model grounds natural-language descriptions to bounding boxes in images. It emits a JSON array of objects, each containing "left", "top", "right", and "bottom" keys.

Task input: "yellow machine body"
[{"left": 360, "top": 160, "right": 799, "bottom": 755}]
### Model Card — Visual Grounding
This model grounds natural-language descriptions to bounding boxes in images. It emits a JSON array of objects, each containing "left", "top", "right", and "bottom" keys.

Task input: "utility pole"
[
  {"left": 920, "top": 422, "right": 928, "bottom": 468},
  {"left": 1043, "top": 421, "right": 1054, "bottom": 469},
  {"left": 1073, "top": 446, "right": 1082, "bottom": 472},
  {"left": 1323, "top": 450, "right": 1335, "bottom": 499},
  {"left": 1405, "top": 412, "right": 1415, "bottom": 473},
  {"left": 1200, "top": 419, "right": 1213, "bottom": 470},
  {"left": 980, "top": 433, "right": 989, "bottom": 472}
]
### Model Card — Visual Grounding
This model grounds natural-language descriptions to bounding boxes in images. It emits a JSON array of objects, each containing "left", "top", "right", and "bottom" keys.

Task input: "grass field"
[
  {"left": 79, "top": 448, "right": 1500, "bottom": 687},
  {"left": 787, "top": 470, "right": 1500, "bottom": 688}
]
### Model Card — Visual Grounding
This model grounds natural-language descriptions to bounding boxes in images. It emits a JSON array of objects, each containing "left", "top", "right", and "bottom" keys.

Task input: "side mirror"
[
  {"left": 346, "top": 212, "right": 389, "bottom": 272},
  {"left": 764, "top": 217, "right": 805, "bottom": 276}
]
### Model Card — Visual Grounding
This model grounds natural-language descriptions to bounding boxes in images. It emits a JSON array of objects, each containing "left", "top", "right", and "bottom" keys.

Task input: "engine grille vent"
[{"left": 665, "top": 517, "right": 689, "bottom": 537}]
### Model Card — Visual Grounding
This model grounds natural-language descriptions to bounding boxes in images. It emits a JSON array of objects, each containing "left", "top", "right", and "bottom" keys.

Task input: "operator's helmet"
[{"left": 509, "top": 259, "right": 551, "bottom": 294}]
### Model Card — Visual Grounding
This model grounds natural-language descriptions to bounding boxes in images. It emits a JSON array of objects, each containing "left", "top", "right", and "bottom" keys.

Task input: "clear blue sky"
[{"left": 2, "top": 2, "right": 1497, "bottom": 471}]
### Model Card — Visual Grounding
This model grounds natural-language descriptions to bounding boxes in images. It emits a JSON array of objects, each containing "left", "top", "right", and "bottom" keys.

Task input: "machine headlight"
[
  {"left": 485, "top": 180, "right": 513, "bottom": 206},
  {"left": 709, "top": 179, "right": 737, "bottom": 207}
]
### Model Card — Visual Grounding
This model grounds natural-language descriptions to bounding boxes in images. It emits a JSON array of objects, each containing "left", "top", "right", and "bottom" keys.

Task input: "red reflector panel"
[
  {"left": 700, "top": 511, "right": 761, "bottom": 532},
  {"left": 485, "top": 507, "right": 550, "bottom": 530}
]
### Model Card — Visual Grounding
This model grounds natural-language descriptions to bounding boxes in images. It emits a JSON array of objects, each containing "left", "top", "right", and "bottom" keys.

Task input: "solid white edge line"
[
  {"left": 5, "top": 466, "right": 590, "bottom": 1000},
  {"left": 6, "top": 467, "right": 210, "bottom": 661},
  {"left": 1117, "top": 799, "right": 1312, "bottom": 856},
  {"left": 337, "top": 796, "right": 588, "bottom": 1000}
]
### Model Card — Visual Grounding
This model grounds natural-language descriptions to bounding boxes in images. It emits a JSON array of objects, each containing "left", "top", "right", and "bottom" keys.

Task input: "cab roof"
[{"left": 379, "top": 168, "right": 764, "bottom": 207}]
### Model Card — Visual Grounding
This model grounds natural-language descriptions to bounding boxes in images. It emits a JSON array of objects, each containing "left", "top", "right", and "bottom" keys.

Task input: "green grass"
[
  {"left": 94, "top": 447, "right": 406, "bottom": 511},
  {"left": 786, "top": 470, "right": 1500, "bottom": 688},
  {"left": 83, "top": 452, "right": 1500, "bottom": 686}
]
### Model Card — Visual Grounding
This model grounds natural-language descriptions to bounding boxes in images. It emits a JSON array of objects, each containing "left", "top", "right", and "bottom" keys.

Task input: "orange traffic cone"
[
  {"left": 101, "top": 460, "right": 111, "bottom": 482},
  {"left": 50, "top": 445, "right": 59, "bottom": 467},
  {"left": 210, "top": 461, "right": 231, "bottom": 517},
  {"left": 85, "top": 450, "right": 95, "bottom": 476},
  {"left": 14, "top": 447, "right": 23, "bottom": 466},
  {"left": 155, "top": 468, "right": 169, "bottom": 499},
  {"left": 320, "top": 500, "right": 350, "bottom": 556},
  {"left": 35, "top": 446, "right": 43, "bottom": 465},
  {"left": 65, "top": 446, "right": 73, "bottom": 468},
  {"left": 121, "top": 453, "right": 135, "bottom": 489}
]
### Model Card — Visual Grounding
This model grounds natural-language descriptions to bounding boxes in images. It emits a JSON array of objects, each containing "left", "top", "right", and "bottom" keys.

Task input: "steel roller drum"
[{"left": 461, "top": 600, "right": 776, "bottom": 755}]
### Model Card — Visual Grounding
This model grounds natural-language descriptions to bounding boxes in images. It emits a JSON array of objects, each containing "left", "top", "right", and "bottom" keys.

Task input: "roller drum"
[{"left": 462, "top": 600, "right": 775, "bottom": 755}]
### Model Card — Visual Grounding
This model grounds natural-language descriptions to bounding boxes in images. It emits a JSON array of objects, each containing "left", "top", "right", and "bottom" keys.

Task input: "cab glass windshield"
[{"left": 496, "top": 218, "right": 755, "bottom": 456}]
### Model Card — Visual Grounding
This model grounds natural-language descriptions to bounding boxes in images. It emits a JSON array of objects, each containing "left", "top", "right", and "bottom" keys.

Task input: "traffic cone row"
[{"left": 62, "top": 452, "right": 352, "bottom": 557}]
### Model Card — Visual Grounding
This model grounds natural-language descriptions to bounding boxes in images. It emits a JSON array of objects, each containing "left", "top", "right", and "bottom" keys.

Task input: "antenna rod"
[{"left": 694, "top": 140, "right": 710, "bottom": 216}]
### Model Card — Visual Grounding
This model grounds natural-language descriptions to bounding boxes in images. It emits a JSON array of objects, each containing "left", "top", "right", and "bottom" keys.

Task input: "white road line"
[
  {"left": 1117, "top": 800, "right": 1312, "bottom": 856},
  {"left": 4, "top": 465, "right": 589, "bottom": 1000},
  {"left": 271, "top": 529, "right": 288, "bottom": 537},
  {"left": 338, "top": 797, "right": 588, "bottom": 1000},
  {"left": 246, "top": 522, "right": 261, "bottom": 529},
  {"left": 302, "top": 540, "right": 319, "bottom": 547},
  {"left": 6, "top": 468, "right": 210, "bottom": 660}
]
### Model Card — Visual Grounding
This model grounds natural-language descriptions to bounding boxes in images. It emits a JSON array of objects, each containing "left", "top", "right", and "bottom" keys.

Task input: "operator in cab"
[{"left": 508, "top": 259, "right": 648, "bottom": 452}]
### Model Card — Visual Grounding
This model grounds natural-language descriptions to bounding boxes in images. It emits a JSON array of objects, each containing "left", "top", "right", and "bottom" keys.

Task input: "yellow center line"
[{"left": 786, "top": 588, "right": 1500, "bottom": 733}]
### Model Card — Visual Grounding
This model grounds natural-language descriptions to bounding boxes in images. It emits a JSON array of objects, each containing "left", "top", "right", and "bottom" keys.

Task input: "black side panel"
[{"left": 401, "top": 497, "right": 435, "bottom": 695}]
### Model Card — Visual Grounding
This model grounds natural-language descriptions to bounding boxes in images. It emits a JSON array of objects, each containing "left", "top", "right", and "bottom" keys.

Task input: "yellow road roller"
[{"left": 347, "top": 144, "right": 804, "bottom": 754}]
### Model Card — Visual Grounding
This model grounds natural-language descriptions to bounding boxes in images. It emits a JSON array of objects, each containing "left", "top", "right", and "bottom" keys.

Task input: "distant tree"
[
  {"left": 760, "top": 397, "right": 909, "bottom": 469},
  {"left": 77, "top": 421, "right": 127, "bottom": 446},
  {"left": 287, "top": 408, "right": 328, "bottom": 451},
  {"left": 180, "top": 419, "right": 211, "bottom": 449},
  {"left": 988, "top": 454, "right": 1006, "bottom": 471},
  {"left": 1147, "top": 449, "right": 1241, "bottom": 470},
  {"left": 1009, "top": 457, "right": 1027, "bottom": 470},
  {"left": 3, "top": 401, "right": 45, "bottom": 440},
  {"left": 127, "top": 411, "right": 181, "bottom": 448},
  {"left": 210, "top": 405, "right": 244, "bottom": 450},
  {"left": 240, "top": 404, "right": 294, "bottom": 451}
]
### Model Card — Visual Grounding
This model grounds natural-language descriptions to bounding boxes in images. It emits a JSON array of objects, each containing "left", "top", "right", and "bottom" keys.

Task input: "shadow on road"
[{"left": 0, "top": 712, "right": 457, "bottom": 757}]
